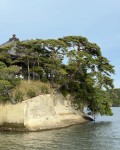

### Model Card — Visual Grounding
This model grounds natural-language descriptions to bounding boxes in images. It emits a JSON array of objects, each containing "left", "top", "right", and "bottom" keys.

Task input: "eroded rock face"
[
  {"left": 24, "top": 94, "right": 59, "bottom": 130},
  {"left": 0, "top": 94, "right": 89, "bottom": 131},
  {"left": 24, "top": 94, "right": 90, "bottom": 131}
]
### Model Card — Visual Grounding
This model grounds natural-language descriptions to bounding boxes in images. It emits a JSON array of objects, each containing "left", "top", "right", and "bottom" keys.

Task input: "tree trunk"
[
  {"left": 27, "top": 58, "right": 30, "bottom": 81},
  {"left": 32, "top": 61, "right": 35, "bottom": 80}
]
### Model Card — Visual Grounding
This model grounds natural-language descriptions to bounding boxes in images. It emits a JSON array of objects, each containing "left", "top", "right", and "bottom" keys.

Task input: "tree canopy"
[{"left": 0, "top": 35, "right": 114, "bottom": 116}]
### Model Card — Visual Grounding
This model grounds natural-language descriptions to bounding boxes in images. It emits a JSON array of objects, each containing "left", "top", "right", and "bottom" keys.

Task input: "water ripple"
[{"left": 0, "top": 107, "right": 120, "bottom": 150}]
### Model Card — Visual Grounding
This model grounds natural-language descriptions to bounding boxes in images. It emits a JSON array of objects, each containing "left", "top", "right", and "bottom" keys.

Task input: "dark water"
[{"left": 0, "top": 107, "right": 120, "bottom": 150}]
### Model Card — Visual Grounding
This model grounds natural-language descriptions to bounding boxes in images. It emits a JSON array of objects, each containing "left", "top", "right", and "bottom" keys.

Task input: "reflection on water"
[{"left": 0, "top": 107, "right": 120, "bottom": 150}]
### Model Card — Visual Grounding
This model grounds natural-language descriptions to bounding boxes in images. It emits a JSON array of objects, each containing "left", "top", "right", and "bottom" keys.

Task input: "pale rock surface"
[
  {"left": 24, "top": 94, "right": 89, "bottom": 131},
  {"left": 0, "top": 94, "right": 90, "bottom": 131}
]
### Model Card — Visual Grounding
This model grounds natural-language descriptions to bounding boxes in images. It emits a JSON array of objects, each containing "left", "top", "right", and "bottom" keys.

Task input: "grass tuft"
[{"left": 11, "top": 80, "right": 53, "bottom": 101}]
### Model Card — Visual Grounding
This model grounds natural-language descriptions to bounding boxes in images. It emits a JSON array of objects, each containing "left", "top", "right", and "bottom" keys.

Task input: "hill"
[{"left": 111, "top": 88, "right": 120, "bottom": 107}]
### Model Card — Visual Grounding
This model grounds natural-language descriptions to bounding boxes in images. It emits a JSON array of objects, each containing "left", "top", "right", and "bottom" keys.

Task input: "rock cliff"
[{"left": 0, "top": 94, "right": 92, "bottom": 131}]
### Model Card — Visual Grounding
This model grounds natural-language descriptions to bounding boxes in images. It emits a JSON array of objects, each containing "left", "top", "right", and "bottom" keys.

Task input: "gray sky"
[{"left": 0, "top": 0, "right": 120, "bottom": 88}]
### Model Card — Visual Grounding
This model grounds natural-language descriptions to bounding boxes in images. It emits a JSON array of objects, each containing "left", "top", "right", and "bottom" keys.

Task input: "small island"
[{"left": 0, "top": 35, "right": 115, "bottom": 131}]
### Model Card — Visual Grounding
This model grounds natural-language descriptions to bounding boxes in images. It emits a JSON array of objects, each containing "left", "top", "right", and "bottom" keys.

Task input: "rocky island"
[{"left": 0, "top": 35, "right": 114, "bottom": 131}]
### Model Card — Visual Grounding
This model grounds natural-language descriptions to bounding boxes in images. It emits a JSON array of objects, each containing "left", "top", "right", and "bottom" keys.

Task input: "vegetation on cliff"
[
  {"left": 11, "top": 80, "right": 52, "bottom": 101},
  {"left": 0, "top": 35, "right": 114, "bottom": 116}
]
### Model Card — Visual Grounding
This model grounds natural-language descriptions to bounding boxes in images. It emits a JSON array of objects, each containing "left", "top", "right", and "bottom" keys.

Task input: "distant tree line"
[
  {"left": 108, "top": 88, "right": 120, "bottom": 106},
  {"left": 0, "top": 36, "right": 115, "bottom": 116}
]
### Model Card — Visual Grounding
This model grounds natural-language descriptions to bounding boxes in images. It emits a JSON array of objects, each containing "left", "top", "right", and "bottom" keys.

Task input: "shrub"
[
  {"left": 14, "top": 91, "right": 23, "bottom": 102},
  {"left": 27, "top": 89, "right": 36, "bottom": 98},
  {"left": 40, "top": 85, "right": 49, "bottom": 94},
  {"left": 11, "top": 80, "right": 53, "bottom": 101}
]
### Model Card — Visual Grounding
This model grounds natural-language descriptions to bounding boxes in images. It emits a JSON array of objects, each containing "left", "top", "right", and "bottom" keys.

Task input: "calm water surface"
[{"left": 0, "top": 107, "right": 120, "bottom": 150}]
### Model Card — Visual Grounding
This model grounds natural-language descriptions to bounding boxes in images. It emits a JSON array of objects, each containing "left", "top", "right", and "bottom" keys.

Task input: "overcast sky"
[{"left": 0, "top": 0, "right": 120, "bottom": 88}]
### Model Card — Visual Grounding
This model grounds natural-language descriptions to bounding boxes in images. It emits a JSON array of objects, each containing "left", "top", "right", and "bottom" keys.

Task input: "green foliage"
[
  {"left": 0, "top": 47, "right": 12, "bottom": 64},
  {"left": 40, "top": 85, "right": 49, "bottom": 94},
  {"left": 0, "top": 35, "right": 114, "bottom": 117},
  {"left": 11, "top": 80, "right": 52, "bottom": 101},
  {"left": 27, "top": 89, "right": 36, "bottom": 98},
  {"left": 59, "top": 85, "right": 68, "bottom": 98},
  {"left": 0, "top": 61, "right": 21, "bottom": 103},
  {"left": 14, "top": 90, "right": 23, "bottom": 102},
  {"left": 108, "top": 88, "right": 120, "bottom": 106},
  {"left": 59, "top": 36, "right": 114, "bottom": 116}
]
